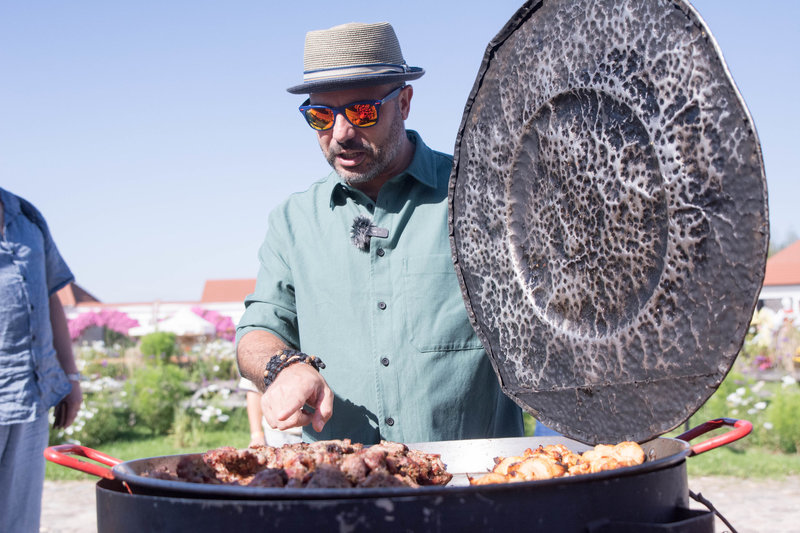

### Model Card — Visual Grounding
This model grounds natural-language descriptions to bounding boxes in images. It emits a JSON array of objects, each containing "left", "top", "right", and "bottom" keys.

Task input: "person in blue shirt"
[{"left": 0, "top": 188, "right": 83, "bottom": 533}]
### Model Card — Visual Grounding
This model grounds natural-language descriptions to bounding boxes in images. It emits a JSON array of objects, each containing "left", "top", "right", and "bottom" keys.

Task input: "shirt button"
[
  {"left": 376, "top": 248, "right": 385, "bottom": 257},
  {"left": 378, "top": 301, "right": 387, "bottom": 310},
  {"left": 31, "top": 334, "right": 37, "bottom": 341},
  {"left": 380, "top": 357, "right": 390, "bottom": 366},
  {"left": 385, "top": 417, "right": 395, "bottom": 426}
]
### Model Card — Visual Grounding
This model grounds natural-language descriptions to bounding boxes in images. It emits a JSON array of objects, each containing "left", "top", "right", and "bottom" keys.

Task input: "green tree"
[
  {"left": 126, "top": 363, "right": 189, "bottom": 435},
  {"left": 139, "top": 331, "right": 178, "bottom": 364}
]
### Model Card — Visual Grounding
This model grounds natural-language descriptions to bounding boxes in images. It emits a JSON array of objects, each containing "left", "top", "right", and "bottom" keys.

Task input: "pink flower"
[
  {"left": 68, "top": 310, "right": 140, "bottom": 341},
  {"left": 191, "top": 307, "right": 235, "bottom": 341}
]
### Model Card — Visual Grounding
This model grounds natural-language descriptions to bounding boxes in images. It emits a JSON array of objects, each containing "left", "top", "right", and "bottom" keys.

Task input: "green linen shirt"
[{"left": 237, "top": 131, "right": 523, "bottom": 444}]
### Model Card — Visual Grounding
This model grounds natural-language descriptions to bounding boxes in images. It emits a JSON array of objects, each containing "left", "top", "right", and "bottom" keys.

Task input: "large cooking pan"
[{"left": 46, "top": 419, "right": 748, "bottom": 531}]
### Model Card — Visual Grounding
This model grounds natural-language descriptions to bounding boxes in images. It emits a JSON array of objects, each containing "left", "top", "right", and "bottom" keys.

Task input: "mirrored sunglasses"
[{"left": 299, "top": 86, "right": 404, "bottom": 131}]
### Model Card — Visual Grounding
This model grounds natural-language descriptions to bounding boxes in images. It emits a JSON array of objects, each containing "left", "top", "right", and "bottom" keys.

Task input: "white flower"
[
  {"left": 754, "top": 401, "right": 767, "bottom": 410},
  {"left": 763, "top": 422, "right": 774, "bottom": 430},
  {"left": 781, "top": 375, "right": 797, "bottom": 387},
  {"left": 736, "top": 387, "right": 746, "bottom": 396}
]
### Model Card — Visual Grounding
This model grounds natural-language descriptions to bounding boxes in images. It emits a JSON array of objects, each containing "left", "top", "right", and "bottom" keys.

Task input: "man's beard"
[{"left": 325, "top": 108, "right": 405, "bottom": 185}]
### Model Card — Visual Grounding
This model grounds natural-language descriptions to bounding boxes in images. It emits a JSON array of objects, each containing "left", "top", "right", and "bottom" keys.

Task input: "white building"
[
  {"left": 758, "top": 240, "right": 800, "bottom": 316},
  {"left": 59, "top": 278, "right": 255, "bottom": 338}
]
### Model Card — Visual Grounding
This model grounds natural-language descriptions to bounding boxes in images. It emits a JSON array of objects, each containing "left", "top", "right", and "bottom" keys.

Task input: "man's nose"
[{"left": 331, "top": 112, "right": 356, "bottom": 142}]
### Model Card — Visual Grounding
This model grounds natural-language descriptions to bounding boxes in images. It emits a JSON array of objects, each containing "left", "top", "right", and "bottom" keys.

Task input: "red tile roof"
[
  {"left": 763, "top": 240, "right": 800, "bottom": 286},
  {"left": 201, "top": 278, "right": 256, "bottom": 303},
  {"left": 57, "top": 283, "right": 101, "bottom": 306}
]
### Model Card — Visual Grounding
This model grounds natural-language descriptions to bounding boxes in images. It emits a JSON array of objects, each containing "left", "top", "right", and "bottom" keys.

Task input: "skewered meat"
[
  {"left": 142, "top": 439, "right": 452, "bottom": 489},
  {"left": 469, "top": 441, "right": 645, "bottom": 485}
]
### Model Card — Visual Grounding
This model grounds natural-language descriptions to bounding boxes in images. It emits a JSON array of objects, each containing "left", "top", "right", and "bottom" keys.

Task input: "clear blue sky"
[{"left": 1, "top": 1, "right": 797, "bottom": 303}]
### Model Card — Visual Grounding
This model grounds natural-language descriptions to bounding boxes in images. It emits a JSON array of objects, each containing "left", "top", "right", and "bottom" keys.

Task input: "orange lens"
[
  {"left": 305, "top": 108, "right": 335, "bottom": 130},
  {"left": 345, "top": 103, "right": 378, "bottom": 127}
]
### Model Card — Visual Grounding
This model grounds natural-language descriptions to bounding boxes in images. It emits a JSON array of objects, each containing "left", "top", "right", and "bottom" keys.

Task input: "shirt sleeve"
[
  {"left": 237, "top": 376, "right": 259, "bottom": 393},
  {"left": 21, "top": 199, "right": 74, "bottom": 295},
  {"left": 236, "top": 204, "right": 300, "bottom": 349}
]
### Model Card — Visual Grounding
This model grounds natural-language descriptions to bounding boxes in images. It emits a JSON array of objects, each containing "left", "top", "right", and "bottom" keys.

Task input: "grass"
[
  {"left": 685, "top": 445, "right": 800, "bottom": 478},
  {"left": 46, "top": 426, "right": 250, "bottom": 482}
]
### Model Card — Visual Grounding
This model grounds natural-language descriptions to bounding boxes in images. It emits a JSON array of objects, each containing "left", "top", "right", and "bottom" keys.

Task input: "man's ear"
[{"left": 399, "top": 85, "right": 413, "bottom": 120}]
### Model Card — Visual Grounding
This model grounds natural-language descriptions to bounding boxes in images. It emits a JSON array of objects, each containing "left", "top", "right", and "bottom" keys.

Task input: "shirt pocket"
[{"left": 403, "top": 254, "right": 484, "bottom": 352}]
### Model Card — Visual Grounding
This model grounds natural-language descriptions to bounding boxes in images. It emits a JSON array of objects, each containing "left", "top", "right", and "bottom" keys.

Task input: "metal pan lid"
[{"left": 448, "top": 0, "right": 768, "bottom": 444}]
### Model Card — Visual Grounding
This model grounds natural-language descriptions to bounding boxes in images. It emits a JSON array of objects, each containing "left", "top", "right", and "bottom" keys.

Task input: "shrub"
[
  {"left": 687, "top": 368, "right": 800, "bottom": 452},
  {"left": 49, "top": 377, "right": 131, "bottom": 448},
  {"left": 765, "top": 378, "right": 800, "bottom": 453},
  {"left": 75, "top": 342, "right": 130, "bottom": 380},
  {"left": 72, "top": 391, "right": 132, "bottom": 448},
  {"left": 139, "top": 332, "right": 179, "bottom": 364},
  {"left": 126, "top": 363, "right": 189, "bottom": 435},
  {"left": 171, "top": 383, "right": 244, "bottom": 447},
  {"left": 185, "top": 340, "right": 238, "bottom": 383}
]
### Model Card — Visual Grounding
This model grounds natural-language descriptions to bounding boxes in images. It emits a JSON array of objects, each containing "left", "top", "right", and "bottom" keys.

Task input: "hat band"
[{"left": 303, "top": 63, "right": 410, "bottom": 83}]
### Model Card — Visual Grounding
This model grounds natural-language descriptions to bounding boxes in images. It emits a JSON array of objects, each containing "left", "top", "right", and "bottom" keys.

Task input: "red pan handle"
[
  {"left": 44, "top": 444, "right": 124, "bottom": 480},
  {"left": 675, "top": 418, "right": 752, "bottom": 456}
]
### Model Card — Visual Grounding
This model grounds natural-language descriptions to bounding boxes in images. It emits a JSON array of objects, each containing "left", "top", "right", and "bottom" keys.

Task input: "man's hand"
[
  {"left": 54, "top": 381, "right": 83, "bottom": 429},
  {"left": 261, "top": 363, "right": 333, "bottom": 433}
]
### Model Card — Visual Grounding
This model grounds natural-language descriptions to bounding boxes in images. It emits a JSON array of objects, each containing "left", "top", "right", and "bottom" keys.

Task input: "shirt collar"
[
  {"left": 328, "top": 130, "right": 438, "bottom": 208},
  {"left": 0, "top": 188, "right": 21, "bottom": 219}
]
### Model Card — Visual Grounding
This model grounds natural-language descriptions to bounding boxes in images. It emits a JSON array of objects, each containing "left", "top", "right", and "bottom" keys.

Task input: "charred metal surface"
[{"left": 449, "top": 0, "right": 768, "bottom": 443}]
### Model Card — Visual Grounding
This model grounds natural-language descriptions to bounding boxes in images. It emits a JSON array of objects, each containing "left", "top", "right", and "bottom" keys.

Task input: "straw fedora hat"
[{"left": 286, "top": 22, "right": 424, "bottom": 94}]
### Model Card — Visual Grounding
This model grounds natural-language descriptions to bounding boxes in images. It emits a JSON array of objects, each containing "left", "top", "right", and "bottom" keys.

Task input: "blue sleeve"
[{"left": 18, "top": 198, "right": 74, "bottom": 295}]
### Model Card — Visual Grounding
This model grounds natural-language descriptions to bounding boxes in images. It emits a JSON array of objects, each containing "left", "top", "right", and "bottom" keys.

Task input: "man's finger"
[
  {"left": 311, "top": 387, "right": 333, "bottom": 432},
  {"left": 274, "top": 389, "right": 311, "bottom": 422},
  {"left": 274, "top": 409, "right": 312, "bottom": 431}
]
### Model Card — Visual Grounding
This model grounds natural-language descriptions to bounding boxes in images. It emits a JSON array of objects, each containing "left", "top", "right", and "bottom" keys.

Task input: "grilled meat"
[
  {"left": 469, "top": 441, "right": 645, "bottom": 485},
  {"left": 248, "top": 467, "right": 288, "bottom": 488},
  {"left": 142, "top": 439, "right": 452, "bottom": 489}
]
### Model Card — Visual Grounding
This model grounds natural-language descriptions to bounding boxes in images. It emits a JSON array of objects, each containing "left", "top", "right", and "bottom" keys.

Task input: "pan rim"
[{"left": 110, "top": 436, "right": 691, "bottom": 500}]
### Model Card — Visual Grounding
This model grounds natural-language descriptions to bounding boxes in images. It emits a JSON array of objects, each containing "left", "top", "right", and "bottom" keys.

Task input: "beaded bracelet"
[{"left": 263, "top": 349, "right": 326, "bottom": 391}]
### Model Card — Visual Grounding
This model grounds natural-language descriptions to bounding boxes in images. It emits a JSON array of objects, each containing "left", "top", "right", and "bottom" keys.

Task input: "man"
[
  {"left": 0, "top": 187, "right": 83, "bottom": 533},
  {"left": 236, "top": 22, "right": 523, "bottom": 444}
]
